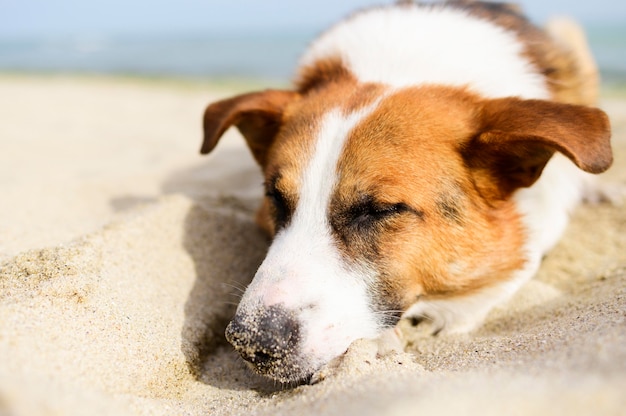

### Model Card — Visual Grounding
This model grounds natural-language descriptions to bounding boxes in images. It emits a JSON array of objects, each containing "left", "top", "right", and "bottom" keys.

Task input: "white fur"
[
  {"left": 514, "top": 154, "right": 593, "bottom": 255},
  {"left": 239, "top": 101, "right": 384, "bottom": 368},
  {"left": 300, "top": 5, "right": 549, "bottom": 99}
]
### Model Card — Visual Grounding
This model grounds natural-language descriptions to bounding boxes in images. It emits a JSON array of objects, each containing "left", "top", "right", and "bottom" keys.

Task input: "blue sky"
[{"left": 1, "top": 0, "right": 625, "bottom": 38}]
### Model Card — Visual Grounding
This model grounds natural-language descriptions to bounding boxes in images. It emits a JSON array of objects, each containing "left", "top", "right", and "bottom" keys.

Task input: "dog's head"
[{"left": 201, "top": 83, "right": 611, "bottom": 383}]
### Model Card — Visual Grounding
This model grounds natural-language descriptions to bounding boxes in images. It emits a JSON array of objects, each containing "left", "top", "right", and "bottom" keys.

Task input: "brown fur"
[
  {"left": 331, "top": 86, "right": 610, "bottom": 310},
  {"left": 333, "top": 87, "right": 522, "bottom": 310},
  {"left": 202, "top": 90, "right": 300, "bottom": 166},
  {"left": 296, "top": 56, "right": 355, "bottom": 94}
]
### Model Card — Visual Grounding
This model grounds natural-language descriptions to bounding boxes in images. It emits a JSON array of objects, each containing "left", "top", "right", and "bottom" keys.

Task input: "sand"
[{"left": 1, "top": 74, "right": 625, "bottom": 416}]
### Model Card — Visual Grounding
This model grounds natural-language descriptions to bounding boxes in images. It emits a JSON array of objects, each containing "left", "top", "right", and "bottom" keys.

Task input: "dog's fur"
[{"left": 201, "top": 1, "right": 612, "bottom": 383}]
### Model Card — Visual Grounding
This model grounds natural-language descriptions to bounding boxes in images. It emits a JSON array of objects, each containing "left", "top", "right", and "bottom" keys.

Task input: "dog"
[{"left": 200, "top": 1, "right": 612, "bottom": 383}]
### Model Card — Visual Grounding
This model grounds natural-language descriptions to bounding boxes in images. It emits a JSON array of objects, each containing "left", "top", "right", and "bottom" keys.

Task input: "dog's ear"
[
  {"left": 463, "top": 97, "right": 612, "bottom": 200},
  {"left": 202, "top": 90, "right": 299, "bottom": 166}
]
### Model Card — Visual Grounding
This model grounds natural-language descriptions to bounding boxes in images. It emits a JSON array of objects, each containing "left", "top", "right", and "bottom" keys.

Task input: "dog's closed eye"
[
  {"left": 343, "top": 195, "right": 427, "bottom": 233},
  {"left": 348, "top": 200, "right": 409, "bottom": 229},
  {"left": 329, "top": 196, "right": 424, "bottom": 258}
]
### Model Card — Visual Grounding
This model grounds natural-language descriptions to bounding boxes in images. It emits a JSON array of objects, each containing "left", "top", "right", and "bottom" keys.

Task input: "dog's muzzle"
[{"left": 225, "top": 304, "right": 304, "bottom": 382}]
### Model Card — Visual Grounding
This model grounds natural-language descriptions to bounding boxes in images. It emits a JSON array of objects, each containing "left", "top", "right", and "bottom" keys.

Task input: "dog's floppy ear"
[
  {"left": 202, "top": 90, "right": 299, "bottom": 166},
  {"left": 463, "top": 97, "right": 612, "bottom": 200}
]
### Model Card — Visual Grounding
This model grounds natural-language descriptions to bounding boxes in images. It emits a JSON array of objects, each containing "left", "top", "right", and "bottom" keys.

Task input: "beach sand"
[{"left": 1, "top": 74, "right": 625, "bottom": 415}]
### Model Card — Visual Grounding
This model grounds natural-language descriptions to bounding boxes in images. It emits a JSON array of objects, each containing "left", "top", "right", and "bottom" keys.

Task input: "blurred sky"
[{"left": 1, "top": 0, "right": 625, "bottom": 39}]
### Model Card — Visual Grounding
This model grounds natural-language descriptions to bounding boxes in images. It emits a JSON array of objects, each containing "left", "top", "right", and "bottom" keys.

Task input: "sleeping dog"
[{"left": 200, "top": 1, "right": 612, "bottom": 383}]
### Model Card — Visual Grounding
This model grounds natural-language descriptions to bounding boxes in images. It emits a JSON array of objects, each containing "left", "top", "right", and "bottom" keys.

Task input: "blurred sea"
[
  {"left": 0, "top": 33, "right": 311, "bottom": 83},
  {"left": 0, "top": 24, "right": 624, "bottom": 86}
]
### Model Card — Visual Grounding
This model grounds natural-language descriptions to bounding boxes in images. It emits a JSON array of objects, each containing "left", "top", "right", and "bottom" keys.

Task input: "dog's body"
[{"left": 201, "top": 1, "right": 612, "bottom": 383}]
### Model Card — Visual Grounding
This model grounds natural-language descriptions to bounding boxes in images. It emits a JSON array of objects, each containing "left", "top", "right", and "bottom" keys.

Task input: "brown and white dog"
[{"left": 201, "top": 1, "right": 612, "bottom": 383}]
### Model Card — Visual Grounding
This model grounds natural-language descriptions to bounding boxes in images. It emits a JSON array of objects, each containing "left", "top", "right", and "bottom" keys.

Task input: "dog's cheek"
[
  {"left": 373, "top": 213, "right": 477, "bottom": 310},
  {"left": 375, "top": 224, "right": 430, "bottom": 312}
]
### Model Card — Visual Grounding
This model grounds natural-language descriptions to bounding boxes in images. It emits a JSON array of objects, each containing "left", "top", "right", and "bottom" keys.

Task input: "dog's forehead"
[
  {"left": 334, "top": 86, "right": 479, "bottom": 199},
  {"left": 268, "top": 85, "right": 478, "bottom": 197},
  {"left": 345, "top": 86, "right": 479, "bottom": 154},
  {"left": 266, "top": 83, "right": 387, "bottom": 181}
]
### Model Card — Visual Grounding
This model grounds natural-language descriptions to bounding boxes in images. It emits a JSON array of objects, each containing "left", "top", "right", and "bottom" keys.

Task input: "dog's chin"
[{"left": 242, "top": 354, "right": 320, "bottom": 385}]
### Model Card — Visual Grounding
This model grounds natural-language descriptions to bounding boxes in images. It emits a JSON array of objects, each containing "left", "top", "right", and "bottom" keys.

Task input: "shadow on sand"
[{"left": 162, "top": 145, "right": 288, "bottom": 392}]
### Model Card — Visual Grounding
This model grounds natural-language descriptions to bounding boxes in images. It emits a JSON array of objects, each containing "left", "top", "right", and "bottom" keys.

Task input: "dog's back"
[
  {"left": 545, "top": 16, "right": 600, "bottom": 105},
  {"left": 298, "top": 1, "right": 599, "bottom": 105}
]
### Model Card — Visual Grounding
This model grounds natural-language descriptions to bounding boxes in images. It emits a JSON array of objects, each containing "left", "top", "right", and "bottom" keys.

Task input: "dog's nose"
[{"left": 225, "top": 305, "right": 300, "bottom": 369}]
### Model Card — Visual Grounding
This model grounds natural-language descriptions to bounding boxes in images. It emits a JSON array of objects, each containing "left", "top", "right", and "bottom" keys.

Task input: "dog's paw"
[{"left": 374, "top": 326, "right": 407, "bottom": 356}]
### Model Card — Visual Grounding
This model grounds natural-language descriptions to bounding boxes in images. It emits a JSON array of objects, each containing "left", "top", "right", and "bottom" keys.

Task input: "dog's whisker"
[
  {"left": 373, "top": 310, "right": 404, "bottom": 320},
  {"left": 375, "top": 310, "right": 404, "bottom": 315},
  {"left": 220, "top": 281, "right": 248, "bottom": 294},
  {"left": 224, "top": 292, "right": 244, "bottom": 300},
  {"left": 371, "top": 310, "right": 405, "bottom": 326},
  {"left": 217, "top": 300, "right": 242, "bottom": 307}
]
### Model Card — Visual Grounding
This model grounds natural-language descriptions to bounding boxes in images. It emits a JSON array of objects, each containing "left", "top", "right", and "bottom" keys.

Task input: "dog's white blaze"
[
  {"left": 300, "top": 5, "right": 550, "bottom": 100},
  {"left": 241, "top": 101, "right": 384, "bottom": 367}
]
